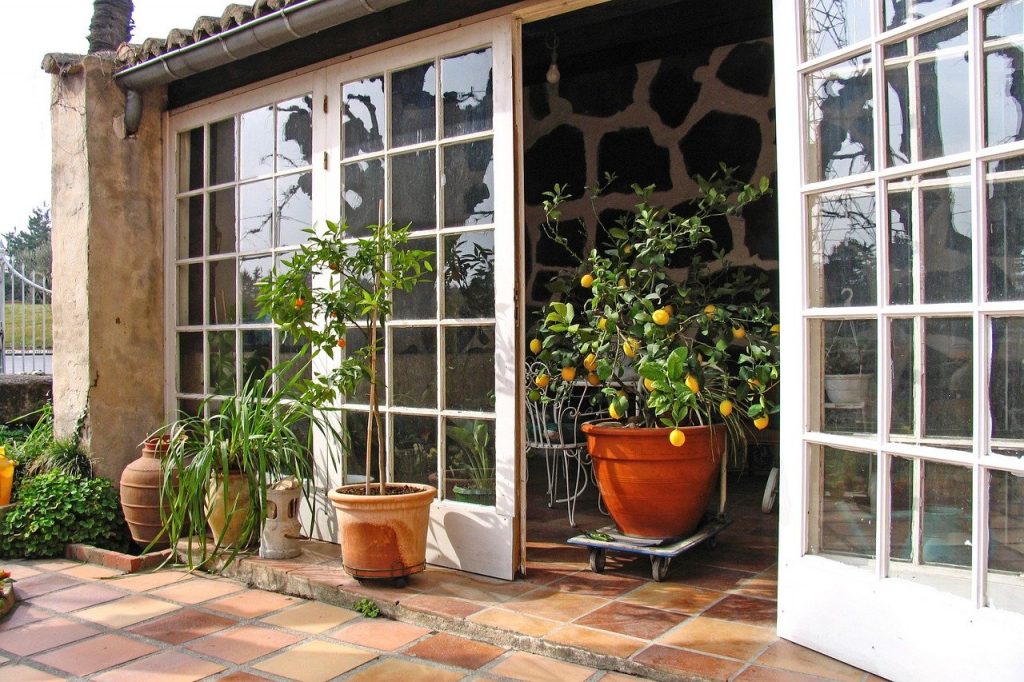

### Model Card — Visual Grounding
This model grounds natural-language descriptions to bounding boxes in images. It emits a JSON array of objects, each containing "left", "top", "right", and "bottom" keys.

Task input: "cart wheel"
[
  {"left": 761, "top": 466, "right": 779, "bottom": 514},
  {"left": 392, "top": 576, "right": 409, "bottom": 588},
  {"left": 651, "top": 556, "right": 670, "bottom": 582},
  {"left": 589, "top": 548, "right": 606, "bottom": 573}
]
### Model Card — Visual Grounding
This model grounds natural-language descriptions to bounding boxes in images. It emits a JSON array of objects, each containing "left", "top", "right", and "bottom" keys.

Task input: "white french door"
[
  {"left": 314, "top": 18, "right": 519, "bottom": 579},
  {"left": 775, "top": 1, "right": 1024, "bottom": 678}
]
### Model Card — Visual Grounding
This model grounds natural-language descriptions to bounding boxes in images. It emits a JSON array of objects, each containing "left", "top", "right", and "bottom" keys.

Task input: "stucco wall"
[{"left": 49, "top": 55, "right": 167, "bottom": 481}]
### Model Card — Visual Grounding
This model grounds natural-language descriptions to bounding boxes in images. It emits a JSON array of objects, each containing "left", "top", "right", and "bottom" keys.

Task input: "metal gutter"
[{"left": 115, "top": 0, "right": 414, "bottom": 91}]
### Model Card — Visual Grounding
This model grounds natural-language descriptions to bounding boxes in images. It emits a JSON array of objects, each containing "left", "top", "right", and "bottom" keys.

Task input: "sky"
[{"left": 0, "top": 0, "right": 221, "bottom": 237}]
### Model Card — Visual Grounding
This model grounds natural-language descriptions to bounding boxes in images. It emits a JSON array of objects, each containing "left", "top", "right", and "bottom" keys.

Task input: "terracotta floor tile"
[
  {"left": 253, "top": 639, "right": 377, "bottom": 681},
  {"left": 691, "top": 546, "right": 778, "bottom": 574},
  {"left": 128, "top": 607, "right": 238, "bottom": 644},
  {"left": 30, "top": 582, "right": 125, "bottom": 612},
  {"left": 658, "top": 616, "right": 776, "bottom": 660},
  {"left": 260, "top": 600, "right": 358, "bottom": 634},
  {"left": 489, "top": 650, "right": 596, "bottom": 682},
  {"left": 332, "top": 618, "right": 430, "bottom": 650},
  {"left": 31, "top": 559, "right": 80, "bottom": 572},
  {"left": 147, "top": 576, "right": 245, "bottom": 604},
  {"left": 547, "top": 570, "right": 645, "bottom": 598},
  {"left": 468, "top": 607, "right": 561, "bottom": 637},
  {"left": 186, "top": 623, "right": 302, "bottom": 664},
  {"left": 346, "top": 658, "right": 464, "bottom": 682},
  {"left": 702, "top": 594, "right": 777, "bottom": 629},
  {"left": 0, "top": 663, "right": 66, "bottom": 681},
  {"left": 0, "top": 604, "right": 51, "bottom": 632},
  {"left": 620, "top": 581, "right": 725, "bottom": 615},
  {"left": 204, "top": 588, "right": 299, "bottom": 618},
  {"left": 754, "top": 640, "right": 864, "bottom": 682},
  {"left": 59, "top": 563, "right": 124, "bottom": 580},
  {"left": 90, "top": 650, "right": 225, "bottom": 682},
  {"left": 405, "top": 632, "right": 504, "bottom": 669},
  {"left": 104, "top": 570, "right": 192, "bottom": 592},
  {"left": 214, "top": 672, "right": 275, "bottom": 681},
  {"left": 75, "top": 594, "right": 180, "bottom": 629},
  {"left": 0, "top": 616, "right": 100, "bottom": 656},
  {"left": 731, "top": 571, "right": 778, "bottom": 600},
  {"left": 31, "top": 633, "right": 157, "bottom": 676},
  {"left": 632, "top": 644, "right": 744, "bottom": 681},
  {"left": 13, "top": 572, "right": 81, "bottom": 599},
  {"left": 502, "top": 587, "right": 607, "bottom": 622},
  {"left": 673, "top": 563, "right": 755, "bottom": 592},
  {"left": 4, "top": 564, "right": 41, "bottom": 581},
  {"left": 401, "top": 593, "right": 485, "bottom": 619},
  {"left": 735, "top": 665, "right": 836, "bottom": 681},
  {"left": 425, "top": 573, "right": 537, "bottom": 603},
  {"left": 544, "top": 624, "right": 646, "bottom": 658},
  {"left": 575, "top": 601, "right": 683, "bottom": 640}
]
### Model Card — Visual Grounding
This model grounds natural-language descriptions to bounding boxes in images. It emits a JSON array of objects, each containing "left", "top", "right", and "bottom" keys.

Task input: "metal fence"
[{"left": 0, "top": 250, "right": 52, "bottom": 374}]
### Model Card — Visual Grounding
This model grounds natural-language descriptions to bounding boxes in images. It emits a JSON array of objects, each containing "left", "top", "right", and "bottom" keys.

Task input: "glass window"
[{"left": 806, "top": 55, "right": 874, "bottom": 182}]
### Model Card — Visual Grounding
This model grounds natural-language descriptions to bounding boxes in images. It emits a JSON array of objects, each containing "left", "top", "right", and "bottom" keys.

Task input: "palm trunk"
[{"left": 88, "top": 0, "right": 134, "bottom": 53}]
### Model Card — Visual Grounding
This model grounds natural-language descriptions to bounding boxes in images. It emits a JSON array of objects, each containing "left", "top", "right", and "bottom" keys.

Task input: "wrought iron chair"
[{"left": 525, "top": 360, "right": 601, "bottom": 526}]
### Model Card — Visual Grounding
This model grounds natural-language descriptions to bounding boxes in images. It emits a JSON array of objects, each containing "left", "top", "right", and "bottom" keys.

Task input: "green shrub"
[{"left": 0, "top": 470, "right": 131, "bottom": 558}]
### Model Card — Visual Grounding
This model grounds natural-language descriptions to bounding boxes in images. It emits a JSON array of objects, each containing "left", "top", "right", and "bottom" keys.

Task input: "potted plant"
[
  {"left": 258, "top": 216, "right": 436, "bottom": 583},
  {"left": 155, "top": 363, "right": 318, "bottom": 569},
  {"left": 447, "top": 420, "right": 495, "bottom": 506},
  {"left": 532, "top": 170, "right": 780, "bottom": 539},
  {"left": 823, "top": 320, "right": 873, "bottom": 405},
  {"left": 822, "top": 236, "right": 876, "bottom": 406}
]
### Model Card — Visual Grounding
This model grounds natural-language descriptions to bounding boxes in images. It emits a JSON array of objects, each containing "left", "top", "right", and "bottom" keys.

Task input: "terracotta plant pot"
[
  {"left": 328, "top": 483, "right": 435, "bottom": 580},
  {"left": 582, "top": 421, "right": 724, "bottom": 539},
  {"left": 206, "top": 472, "right": 252, "bottom": 547},
  {"left": 120, "top": 435, "right": 172, "bottom": 549}
]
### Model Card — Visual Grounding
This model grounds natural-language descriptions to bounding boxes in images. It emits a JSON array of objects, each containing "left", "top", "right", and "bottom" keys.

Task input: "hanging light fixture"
[{"left": 545, "top": 32, "right": 560, "bottom": 84}]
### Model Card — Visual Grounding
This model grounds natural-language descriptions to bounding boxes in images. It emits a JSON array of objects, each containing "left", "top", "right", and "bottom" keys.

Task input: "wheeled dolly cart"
[{"left": 567, "top": 514, "right": 732, "bottom": 581}]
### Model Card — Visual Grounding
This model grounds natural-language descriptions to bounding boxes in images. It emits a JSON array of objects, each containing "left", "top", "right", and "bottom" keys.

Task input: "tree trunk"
[{"left": 88, "top": 0, "right": 135, "bottom": 53}]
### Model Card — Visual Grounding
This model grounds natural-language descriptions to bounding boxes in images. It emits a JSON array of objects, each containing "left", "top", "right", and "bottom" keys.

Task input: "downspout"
[{"left": 117, "top": 0, "right": 413, "bottom": 131}]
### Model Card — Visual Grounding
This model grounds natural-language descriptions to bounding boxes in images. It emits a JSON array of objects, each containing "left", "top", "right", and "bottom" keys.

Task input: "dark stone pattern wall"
[{"left": 524, "top": 40, "right": 778, "bottom": 315}]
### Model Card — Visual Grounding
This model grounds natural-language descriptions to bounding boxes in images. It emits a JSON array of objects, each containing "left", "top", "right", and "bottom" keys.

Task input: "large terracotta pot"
[
  {"left": 120, "top": 435, "right": 171, "bottom": 549},
  {"left": 328, "top": 483, "right": 435, "bottom": 580},
  {"left": 582, "top": 421, "right": 724, "bottom": 539},
  {"left": 206, "top": 472, "right": 253, "bottom": 547}
]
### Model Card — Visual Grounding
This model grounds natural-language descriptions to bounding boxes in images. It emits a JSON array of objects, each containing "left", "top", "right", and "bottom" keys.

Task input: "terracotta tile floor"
[{"left": 0, "top": 468, "right": 887, "bottom": 681}]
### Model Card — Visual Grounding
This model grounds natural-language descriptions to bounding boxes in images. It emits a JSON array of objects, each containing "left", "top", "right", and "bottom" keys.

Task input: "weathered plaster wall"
[
  {"left": 523, "top": 40, "right": 778, "bottom": 323},
  {"left": 49, "top": 55, "right": 167, "bottom": 481}
]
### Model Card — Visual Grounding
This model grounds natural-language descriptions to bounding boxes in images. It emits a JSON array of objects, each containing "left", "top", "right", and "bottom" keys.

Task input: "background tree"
[
  {"left": 3, "top": 206, "right": 52, "bottom": 300},
  {"left": 88, "top": 0, "right": 134, "bottom": 53}
]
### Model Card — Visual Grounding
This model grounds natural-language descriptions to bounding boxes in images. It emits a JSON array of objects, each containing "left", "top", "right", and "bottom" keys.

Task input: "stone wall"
[
  {"left": 523, "top": 40, "right": 778, "bottom": 322},
  {"left": 0, "top": 376, "right": 52, "bottom": 424},
  {"left": 47, "top": 55, "right": 167, "bottom": 480}
]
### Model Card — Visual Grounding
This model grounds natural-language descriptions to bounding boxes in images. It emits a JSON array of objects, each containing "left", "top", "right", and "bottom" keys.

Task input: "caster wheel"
[
  {"left": 392, "top": 576, "right": 409, "bottom": 588},
  {"left": 651, "top": 556, "right": 670, "bottom": 582},
  {"left": 762, "top": 467, "right": 779, "bottom": 514},
  {"left": 589, "top": 548, "right": 606, "bottom": 573}
]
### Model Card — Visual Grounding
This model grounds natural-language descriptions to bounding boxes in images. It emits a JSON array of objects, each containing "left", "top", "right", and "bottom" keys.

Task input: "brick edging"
[{"left": 64, "top": 543, "right": 174, "bottom": 573}]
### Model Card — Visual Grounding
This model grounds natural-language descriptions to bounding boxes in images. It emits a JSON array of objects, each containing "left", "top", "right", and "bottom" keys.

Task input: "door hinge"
[
  {"left": 323, "top": 95, "right": 328, "bottom": 114},
  {"left": 323, "top": 151, "right": 328, "bottom": 170}
]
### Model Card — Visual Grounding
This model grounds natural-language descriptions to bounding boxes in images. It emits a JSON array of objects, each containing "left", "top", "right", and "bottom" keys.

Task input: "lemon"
[
  {"left": 669, "top": 428, "right": 686, "bottom": 447},
  {"left": 643, "top": 377, "right": 656, "bottom": 392},
  {"left": 771, "top": 323, "right": 780, "bottom": 336},
  {"left": 652, "top": 308, "right": 670, "bottom": 326},
  {"left": 529, "top": 338, "right": 542, "bottom": 354},
  {"left": 754, "top": 415, "right": 770, "bottom": 430},
  {"left": 609, "top": 402, "right": 623, "bottom": 419},
  {"left": 583, "top": 353, "right": 598, "bottom": 372},
  {"left": 684, "top": 373, "right": 700, "bottom": 394},
  {"left": 528, "top": 389, "right": 541, "bottom": 401},
  {"left": 561, "top": 366, "right": 577, "bottom": 382},
  {"left": 618, "top": 278, "right": 627, "bottom": 288},
  {"left": 704, "top": 304, "right": 716, "bottom": 318},
  {"left": 535, "top": 373, "right": 550, "bottom": 389},
  {"left": 580, "top": 273, "right": 595, "bottom": 288},
  {"left": 732, "top": 326, "right": 746, "bottom": 340},
  {"left": 586, "top": 372, "right": 601, "bottom": 386},
  {"left": 623, "top": 338, "right": 640, "bottom": 358},
  {"left": 719, "top": 399, "right": 734, "bottom": 418},
  {"left": 598, "top": 317, "right": 608, "bottom": 331}
]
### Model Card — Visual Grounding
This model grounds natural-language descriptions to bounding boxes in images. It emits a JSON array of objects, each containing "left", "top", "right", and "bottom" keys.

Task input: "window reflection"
[
  {"left": 815, "top": 446, "right": 876, "bottom": 559},
  {"left": 805, "top": 0, "right": 873, "bottom": 59},
  {"left": 441, "top": 48, "right": 493, "bottom": 138},
  {"left": 923, "top": 184, "right": 972, "bottom": 303},
  {"left": 343, "top": 76, "right": 385, "bottom": 157},
  {"left": 342, "top": 159, "right": 384, "bottom": 238},
  {"left": 276, "top": 95, "right": 312, "bottom": 169},
  {"left": 924, "top": 317, "right": 973, "bottom": 439},
  {"left": 809, "top": 189, "right": 876, "bottom": 307},
  {"left": 444, "top": 232, "right": 494, "bottom": 318},
  {"left": 986, "top": 163, "right": 1024, "bottom": 301},
  {"left": 240, "top": 105, "right": 275, "bottom": 179},
  {"left": 443, "top": 140, "right": 494, "bottom": 227},
  {"left": 391, "top": 63, "right": 436, "bottom": 147},
  {"left": 990, "top": 318, "right": 1024, "bottom": 454},
  {"left": 807, "top": 57, "right": 874, "bottom": 181},
  {"left": 277, "top": 172, "right": 312, "bottom": 247}
]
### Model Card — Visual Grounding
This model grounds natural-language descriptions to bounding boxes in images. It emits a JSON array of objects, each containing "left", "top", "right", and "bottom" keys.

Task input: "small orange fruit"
[
  {"left": 337, "top": 338, "right": 347, "bottom": 349},
  {"left": 583, "top": 353, "right": 598, "bottom": 372},
  {"left": 294, "top": 297, "right": 306, "bottom": 309},
  {"left": 580, "top": 273, "right": 595, "bottom": 288},
  {"left": 732, "top": 326, "right": 746, "bottom": 340},
  {"left": 669, "top": 428, "right": 686, "bottom": 447},
  {"left": 754, "top": 415, "right": 770, "bottom": 430},
  {"left": 535, "top": 373, "right": 550, "bottom": 389},
  {"left": 529, "top": 338, "right": 542, "bottom": 354},
  {"left": 618, "top": 278, "right": 627, "bottom": 288},
  {"left": 652, "top": 308, "right": 670, "bottom": 326},
  {"left": 719, "top": 399, "right": 734, "bottom": 417},
  {"left": 771, "top": 323, "right": 780, "bottom": 336},
  {"left": 561, "top": 366, "right": 577, "bottom": 382},
  {"left": 586, "top": 372, "right": 601, "bottom": 386},
  {"left": 703, "top": 304, "right": 716, "bottom": 318},
  {"left": 684, "top": 373, "right": 700, "bottom": 394},
  {"left": 598, "top": 317, "right": 609, "bottom": 331}
]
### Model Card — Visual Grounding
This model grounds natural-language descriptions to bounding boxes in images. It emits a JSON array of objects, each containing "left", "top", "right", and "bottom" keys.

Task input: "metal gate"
[{"left": 0, "top": 250, "right": 52, "bottom": 374}]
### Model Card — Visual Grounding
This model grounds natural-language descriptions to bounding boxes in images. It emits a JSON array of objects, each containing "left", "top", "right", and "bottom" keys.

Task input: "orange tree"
[{"left": 530, "top": 171, "right": 780, "bottom": 447}]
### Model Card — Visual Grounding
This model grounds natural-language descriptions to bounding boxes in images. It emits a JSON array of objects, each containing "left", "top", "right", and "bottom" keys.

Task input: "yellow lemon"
[
  {"left": 719, "top": 399, "right": 734, "bottom": 418},
  {"left": 643, "top": 377, "right": 656, "bottom": 392},
  {"left": 732, "top": 326, "right": 746, "bottom": 340},
  {"left": 561, "top": 366, "right": 577, "bottom": 382},
  {"left": 771, "top": 323, "right": 780, "bottom": 335},
  {"left": 618, "top": 278, "right": 627, "bottom": 288},
  {"left": 754, "top": 415, "right": 770, "bottom": 430},
  {"left": 535, "top": 373, "right": 550, "bottom": 389},
  {"left": 623, "top": 338, "right": 640, "bottom": 358},
  {"left": 598, "top": 317, "right": 609, "bottom": 331},
  {"left": 583, "top": 353, "right": 598, "bottom": 372},
  {"left": 685, "top": 373, "right": 700, "bottom": 394},
  {"left": 529, "top": 338, "right": 542, "bottom": 354},
  {"left": 580, "top": 273, "right": 595, "bottom": 288},
  {"left": 669, "top": 428, "right": 686, "bottom": 447},
  {"left": 586, "top": 372, "right": 601, "bottom": 386},
  {"left": 704, "top": 304, "right": 717, "bottom": 318},
  {"left": 652, "top": 308, "right": 670, "bottom": 326},
  {"left": 609, "top": 402, "right": 623, "bottom": 420}
]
